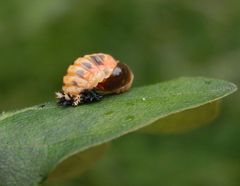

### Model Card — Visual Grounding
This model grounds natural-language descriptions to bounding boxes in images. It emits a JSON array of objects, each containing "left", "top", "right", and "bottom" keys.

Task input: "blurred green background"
[{"left": 0, "top": 0, "right": 239, "bottom": 185}]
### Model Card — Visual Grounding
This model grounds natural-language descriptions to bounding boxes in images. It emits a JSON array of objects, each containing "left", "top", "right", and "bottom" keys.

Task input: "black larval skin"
[
  {"left": 80, "top": 89, "right": 103, "bottom": 103},
  {"left": 57, "top": 96, "right": 73, "bottom": 106},
  {"left": 57, "top": 89, "right": 103, "bottom": 107}
]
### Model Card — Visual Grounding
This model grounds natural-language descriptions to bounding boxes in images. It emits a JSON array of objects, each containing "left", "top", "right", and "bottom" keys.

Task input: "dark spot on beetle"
[
  {"left": 90, "top": 55, "right": 103, "bottom": 65},
  {"left": 98, "top": 54, "right": 105, "bottom": 61},
  {"left": 82, "top": 62, "right": 92, "bottom": 69},
  {"left": 76, "top": 70, "right": 84, "bottom": 78},
  {"left": 72, "top": 81, "right": 78, "bottom": 86}
]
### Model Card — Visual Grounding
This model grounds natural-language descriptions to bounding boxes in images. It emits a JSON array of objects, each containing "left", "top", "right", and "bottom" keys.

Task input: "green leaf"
[
  {"left": 0, "top": 77, "right": 237, "bottom": 186},
  {"left": 45, "top": 143, "right": 109, "bottom": 183},
  {"left": 139, "top": 101, "right": 220, "bottom": 134}
]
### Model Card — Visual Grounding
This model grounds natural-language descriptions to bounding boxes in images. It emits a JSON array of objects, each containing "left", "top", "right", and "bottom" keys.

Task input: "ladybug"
[{"left": 56, "top": 53, "right": 134, "bottom": 106}]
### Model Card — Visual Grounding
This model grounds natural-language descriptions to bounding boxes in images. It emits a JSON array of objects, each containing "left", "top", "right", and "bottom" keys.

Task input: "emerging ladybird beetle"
[{"left": 56, "top": 53, "right": 134, "bottom": 106}]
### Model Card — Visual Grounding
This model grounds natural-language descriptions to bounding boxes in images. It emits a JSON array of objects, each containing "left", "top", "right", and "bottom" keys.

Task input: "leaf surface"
[{"left": 0, "top": 77, "right": 237, "bottom": 186}]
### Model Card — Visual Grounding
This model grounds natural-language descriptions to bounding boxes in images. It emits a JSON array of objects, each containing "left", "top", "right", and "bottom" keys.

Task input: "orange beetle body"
[{"left": 56, "top": 53, "right": 134, "bottom": 106}]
